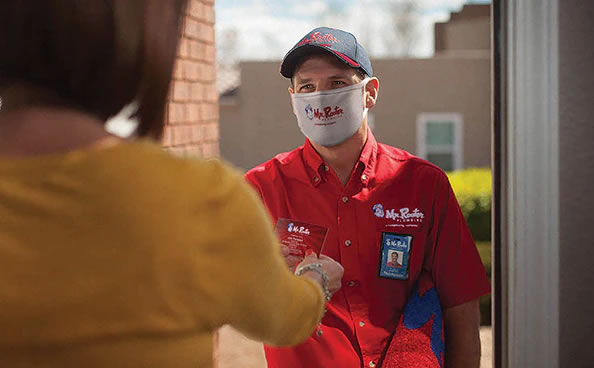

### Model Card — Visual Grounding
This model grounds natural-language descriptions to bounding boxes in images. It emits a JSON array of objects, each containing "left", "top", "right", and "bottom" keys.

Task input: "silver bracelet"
[{"left": 295, "top": 262, "right": 331, "bottom": 302}]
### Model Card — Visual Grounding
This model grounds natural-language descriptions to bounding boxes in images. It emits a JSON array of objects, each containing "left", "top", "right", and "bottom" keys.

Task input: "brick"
[
  {"left": 203, "top": 122, "right": 219, "bottom": 141},
  {"left": 168, "top": 102, "right": 186, "bottom": 124},
  {"left": 190, "top": 82, "right": 204, "bottom": 102},
  {"left": 202, "top": 23, "right": 215, "bottom": 43},
  {"left": 204, "top": 44, "right": 215, "bottom": 63},
  {"left": 178, "top": 38, "right": 190, "bottom": 58},
  {"left": 173, "top": 60, "right": 184, "bottom": 80},
  {"left": 184, "top": 60, "right": 201, "bottom": 81},
  {"left": 189, "top": 40, "right": 202, "bottom": 60},
  {"left": 189, "top": 123, "right": 202, "bottom": 142},
  {"left": 206, "top": 65, "right": 217, "bottom": 82},
  {"left": 172, "top": 125, "right": 191, "bottom": 146},
  {"left": 204, "top": 84, "right": 218, "bottom": 103},
  {"left": 172, "top": 81, "right": 190, "bottom": 102},
  {"left": 201, "top": 142, "right": 219, "bottom": 158},
  {"left": 184, "top": 18, "right": 200, "bottom": 39},
  {"left": 200, "top": 104, "right": 217, "bottom": 121},
  {"left": 161, "top": 126, "right": 174, "bottom": 147},
  {"left": 187, "top": 103, "right": 201, "bottom": 123},
  {"left": 206, "top": 7, "right": 216, "bottom": 25},
  {"left": 189, "top": 1, "right": 203, "bottom": 19}
]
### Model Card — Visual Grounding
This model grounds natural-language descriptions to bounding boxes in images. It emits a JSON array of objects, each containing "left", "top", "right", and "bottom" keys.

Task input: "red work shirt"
[{"left": 245, "top": 129, "right": 490, "bottom": 368}]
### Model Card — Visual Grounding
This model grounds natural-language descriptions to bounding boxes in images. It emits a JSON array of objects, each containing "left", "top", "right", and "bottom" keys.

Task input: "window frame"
[{"left": 416, "top": 112, "right": 464, "bottom": 171}]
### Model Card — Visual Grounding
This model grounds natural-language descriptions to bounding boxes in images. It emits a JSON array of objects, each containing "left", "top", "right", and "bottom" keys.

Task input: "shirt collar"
[{"left": 302, "top": 126, "right": 378, "bottom": 187}]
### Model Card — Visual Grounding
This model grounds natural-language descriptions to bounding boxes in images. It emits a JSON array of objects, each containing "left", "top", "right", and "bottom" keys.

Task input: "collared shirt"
[{"left": 245, "top": 129, "right": 491, "bottom": 368}]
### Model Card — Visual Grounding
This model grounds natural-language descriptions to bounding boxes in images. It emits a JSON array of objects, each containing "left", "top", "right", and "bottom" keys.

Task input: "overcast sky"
[{"left": 215, "top": 0, "right": 491, "bottom": 61}]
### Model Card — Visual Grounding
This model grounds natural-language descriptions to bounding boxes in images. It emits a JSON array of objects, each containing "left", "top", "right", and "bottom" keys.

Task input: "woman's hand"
[{"left": 297, "top": 250, "right": 344, "bottom": 298}]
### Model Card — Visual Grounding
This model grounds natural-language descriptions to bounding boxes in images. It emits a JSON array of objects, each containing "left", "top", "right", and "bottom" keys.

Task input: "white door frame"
[{"left": 498, "top": 0, "right": 560, "bottom": 367}]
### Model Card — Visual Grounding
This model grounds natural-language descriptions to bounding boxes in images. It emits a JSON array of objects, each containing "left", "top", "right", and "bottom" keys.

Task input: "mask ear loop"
[{"left": 361, "top": 77, "right": 371, "bottom": 115}]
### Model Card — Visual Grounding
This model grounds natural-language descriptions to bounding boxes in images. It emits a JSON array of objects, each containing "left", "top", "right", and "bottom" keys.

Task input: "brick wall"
[{"left": 161, "top": 0, "right": 219, "bottom": 158}]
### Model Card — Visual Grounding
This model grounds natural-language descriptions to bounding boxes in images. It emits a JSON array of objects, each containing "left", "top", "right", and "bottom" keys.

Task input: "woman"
[{"left": 0, "top": 1, "right": 343, "bottom": 367}]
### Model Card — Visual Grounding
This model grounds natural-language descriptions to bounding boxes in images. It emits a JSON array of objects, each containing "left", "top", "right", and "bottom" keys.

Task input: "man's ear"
[
  {"left": 288, "top": 86, "right": 296, "bottom": 114},
  {"left": 364, "top": 77, "right": 379, "bottom": 109}
]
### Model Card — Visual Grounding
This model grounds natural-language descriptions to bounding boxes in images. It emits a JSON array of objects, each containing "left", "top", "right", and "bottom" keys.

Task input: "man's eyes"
[
  {"left": 297, "top": 80, "right": 348, "bottom": 92},
  {"left": 299, "top": 84, "right": 314, "bottom": 91}
]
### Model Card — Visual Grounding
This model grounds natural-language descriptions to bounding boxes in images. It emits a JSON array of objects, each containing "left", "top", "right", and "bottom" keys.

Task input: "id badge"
[
  {"left": 274, "top": 218, "right": 329, "bottom": 257},
  {"left": 378, "top": 233, "right": 412, "bottom": 280}
]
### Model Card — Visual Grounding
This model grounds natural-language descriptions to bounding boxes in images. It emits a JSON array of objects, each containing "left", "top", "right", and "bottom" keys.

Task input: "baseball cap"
[{"left": 280, "top": 27, "right": 373, "bottom": 78}]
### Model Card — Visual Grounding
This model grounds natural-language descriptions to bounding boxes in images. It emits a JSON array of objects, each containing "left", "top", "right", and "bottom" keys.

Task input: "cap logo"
[{"left": 297, "top": 31, "right": 339, "bottom": 47}]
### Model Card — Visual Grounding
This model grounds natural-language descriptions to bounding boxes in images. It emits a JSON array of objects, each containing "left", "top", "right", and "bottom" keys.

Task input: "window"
[{"left": 416, "top": 113, "right": 463, "bottom": 171}]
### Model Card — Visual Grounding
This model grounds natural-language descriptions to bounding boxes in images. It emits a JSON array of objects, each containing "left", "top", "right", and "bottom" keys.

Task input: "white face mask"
[{"left": 291, "top": 78, "right": 370, "bottom": 147}]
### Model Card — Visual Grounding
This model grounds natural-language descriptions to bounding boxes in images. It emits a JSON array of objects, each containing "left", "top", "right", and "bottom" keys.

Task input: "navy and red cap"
[{"left": 280, "top": 27, "right": 373, "bottom": 79}]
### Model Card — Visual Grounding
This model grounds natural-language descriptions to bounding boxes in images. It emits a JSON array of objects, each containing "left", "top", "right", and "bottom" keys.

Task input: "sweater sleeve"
[{"left": 196, "top": 161, "right": 325, "bottom": 346}]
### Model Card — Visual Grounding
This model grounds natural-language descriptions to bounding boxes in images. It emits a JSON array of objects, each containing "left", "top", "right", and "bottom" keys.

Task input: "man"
[
  {"left": 245, "top": 27, "right": 490, "bottom": 368},
  {"left": 387, "top": 251, "right": 402, "bottom": 268}
]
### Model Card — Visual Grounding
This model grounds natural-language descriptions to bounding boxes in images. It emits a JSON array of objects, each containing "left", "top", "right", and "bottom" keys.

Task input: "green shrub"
[{"left": 447, "top": 168, "right": 492, "bottom": 241}]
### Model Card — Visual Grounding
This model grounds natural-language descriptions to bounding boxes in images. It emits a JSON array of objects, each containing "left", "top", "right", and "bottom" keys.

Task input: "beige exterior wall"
[
  {"left": 372, "top": 55, "right": 491, "bottom": 169},
  {"left": 435, "top": 4, "right": 490, "bottom": 53},
  {"left": 220, "top": 54, "right": 490, "bottom": 171}
]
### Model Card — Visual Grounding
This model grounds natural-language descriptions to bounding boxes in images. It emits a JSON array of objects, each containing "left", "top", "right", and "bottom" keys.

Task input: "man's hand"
[{"left": 444, "top": 298, "right": 482, "bottom": 368}]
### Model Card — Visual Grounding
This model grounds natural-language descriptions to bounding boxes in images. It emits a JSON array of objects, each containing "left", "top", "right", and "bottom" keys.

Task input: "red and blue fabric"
[{"left": 380, "top": 277, "right": 445, "bottom": 367}]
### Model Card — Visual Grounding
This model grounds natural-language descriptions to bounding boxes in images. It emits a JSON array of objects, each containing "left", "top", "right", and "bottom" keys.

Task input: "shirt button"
[
  {"left": 359, "top": 321, "right": 365, "bottom": 327},
  {"left": 313, "top": 176, "right": 320, "bottom": 182},
  {"left": 344, "top": 240, "right": 352, "bottom": 247},
  {"left": 361, "top": 174, "right": 368, "bottom": 181},
  {"left": 342, "top": 196, "right": 349, "bottom": 203},
  {"left": 324, "top": 165, "right": 330, "bottom": 171},
  {"left": 347, "top": 281, "right": 356, "bottom": 287},
  {"left": 369, "top": 361, "right": 376, "bottom": 367}
]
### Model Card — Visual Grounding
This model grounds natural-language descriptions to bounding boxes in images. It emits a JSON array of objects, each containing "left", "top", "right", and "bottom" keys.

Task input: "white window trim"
[{"left": 416, "top": 113, "right": 464, "bottom": 171}]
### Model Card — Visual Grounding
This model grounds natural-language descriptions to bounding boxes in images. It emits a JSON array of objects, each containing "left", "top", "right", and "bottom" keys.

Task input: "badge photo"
[{"left": 378, "top": 233, "right": 413, "bottom": 280}]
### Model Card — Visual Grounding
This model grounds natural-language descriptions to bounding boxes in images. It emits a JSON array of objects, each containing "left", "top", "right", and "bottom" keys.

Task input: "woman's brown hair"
[{"left": 0, "top": 0, "right": 188, "bottom": 138}]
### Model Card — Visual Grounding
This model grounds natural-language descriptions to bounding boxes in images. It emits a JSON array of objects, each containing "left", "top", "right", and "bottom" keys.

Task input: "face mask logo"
[
  {"left": 305, "top": 104, "right": 314, "bottom": 120},
  {"left": 313, "top": 106, "right": 345, "bottom": 123}
]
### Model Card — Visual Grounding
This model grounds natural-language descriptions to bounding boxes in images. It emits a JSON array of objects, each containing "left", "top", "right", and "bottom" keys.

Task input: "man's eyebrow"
[
  {"left": 328, "top": 74, "right": 350, "bottom": 79},
  {"left": 295, "top": 77, "right": 312, "bottom": 84},
  {"left": 295, "top": 75, "right": 351, "bottom": 84}
]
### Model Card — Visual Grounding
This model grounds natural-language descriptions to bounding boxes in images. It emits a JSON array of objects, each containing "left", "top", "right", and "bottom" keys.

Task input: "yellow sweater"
[{"left": 0, "top": 141, "right": 324, "bottom": 367}]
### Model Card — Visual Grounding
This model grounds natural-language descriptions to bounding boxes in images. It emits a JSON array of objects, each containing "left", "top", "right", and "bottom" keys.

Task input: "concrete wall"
[
  {"left": 558, "top": 1, "right": 594, "bottom": 366},
  {"left": 162, "top": 0, "right": 219, "bottom": 158},
  {"left": 220, "top": 55, "right": 490, "bottom": 171}
]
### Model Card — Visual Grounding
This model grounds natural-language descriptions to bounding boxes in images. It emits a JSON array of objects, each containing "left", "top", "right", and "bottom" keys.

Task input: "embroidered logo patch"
[
  {"left": 372, "top": 204, "right": 425, "bottom": 230},
  {"left": 372, "top": 203, "right": 385, "bottom": 218}
]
